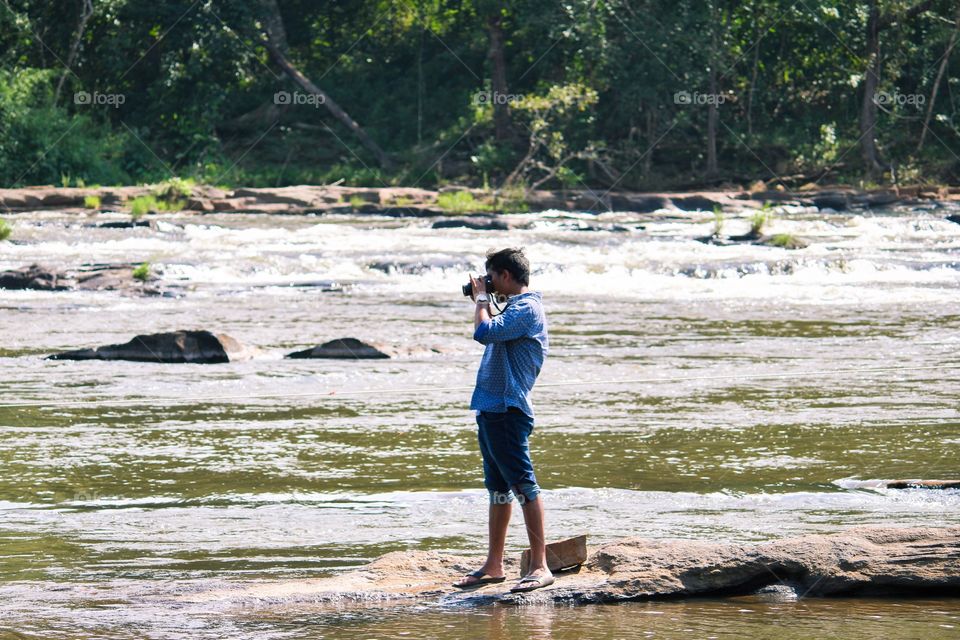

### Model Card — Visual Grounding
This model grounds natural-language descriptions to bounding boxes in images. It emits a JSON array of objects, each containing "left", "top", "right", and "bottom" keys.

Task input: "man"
[{"left": 453, "top": 247, "right": 553, "bottom": 593}]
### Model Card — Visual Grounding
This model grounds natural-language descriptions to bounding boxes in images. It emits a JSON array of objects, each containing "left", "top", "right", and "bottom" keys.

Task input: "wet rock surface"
[
  {"left": 0, "top": 262, "right": 172, "bottom": 296},
  {"left": 186, "top": 526, "right": 960, "bottom": 608},
  {"left": 2, "top": 184, "right": 956, "bottom": 216},
  {"left": 0, "top": 264, "right": 70, "bottom": 291}
]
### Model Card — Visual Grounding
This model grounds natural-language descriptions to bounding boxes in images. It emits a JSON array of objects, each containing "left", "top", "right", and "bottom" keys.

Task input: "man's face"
[{"left": 486, "top": 267, "right": 508, "bottom": 294}]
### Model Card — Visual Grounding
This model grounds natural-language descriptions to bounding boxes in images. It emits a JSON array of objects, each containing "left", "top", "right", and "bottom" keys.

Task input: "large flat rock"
[
  {"left": 2, "top": 184, "right": 955, "bottom": 215},
  {"left": 185, "top": 526, "right": 960, "bottom": 608},
  {"left": 47, "top": 330, "right": 257, "bottom": 363}
]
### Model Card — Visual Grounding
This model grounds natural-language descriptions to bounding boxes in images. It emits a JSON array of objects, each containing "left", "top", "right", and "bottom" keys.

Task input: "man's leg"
[
  {"left": 455, "top": 412, "right": 512, "bottom": 586},
  {"left": 520, "top": 494, "right": 548, "bottom": 574},
  {"left": 482, "top": 501, "right": 512, "bottom": 575},
  {"left": 503, "top": 409, "right": 551, "bottom": 582}
]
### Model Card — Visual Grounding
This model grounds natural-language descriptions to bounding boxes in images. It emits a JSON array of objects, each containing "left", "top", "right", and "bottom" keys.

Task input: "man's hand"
[
  {"left": 471, "top": 274, "right": 491, "bottom": 330},
  {"left": 470, "top": 274, "right": 487, "bottom": 300}
]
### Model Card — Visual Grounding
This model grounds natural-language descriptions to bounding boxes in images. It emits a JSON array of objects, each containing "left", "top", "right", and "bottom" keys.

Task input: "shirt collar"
[{"left": 506, "top": 291, "right": 539, "bottom": 304}]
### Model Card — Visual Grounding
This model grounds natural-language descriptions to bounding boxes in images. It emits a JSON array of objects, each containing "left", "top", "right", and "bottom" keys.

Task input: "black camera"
[{"left": 462, "top": 274, "right": 494, "bottom": 297}]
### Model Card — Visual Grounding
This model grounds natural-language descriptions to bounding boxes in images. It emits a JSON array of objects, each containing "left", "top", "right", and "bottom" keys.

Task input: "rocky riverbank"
[
  {"left": 186, "top": 526, "right": 960, "bottom": 608},
  {"left": 1, "top": 183, "right": 958, "bottom": 216}
]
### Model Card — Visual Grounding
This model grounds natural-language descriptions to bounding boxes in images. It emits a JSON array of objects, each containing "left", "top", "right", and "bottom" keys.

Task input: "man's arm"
[
  {"left": 469, "top": 274, "right": 534, "bottom": 344},
  {"left": 474, "top": 298, "right": 492, "bottom": 331},
  {"left": 470, "top": 274, "right": 492, "bottom": 331}
]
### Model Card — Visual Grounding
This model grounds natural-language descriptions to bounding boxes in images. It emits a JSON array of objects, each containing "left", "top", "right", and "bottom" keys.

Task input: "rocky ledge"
[
  {"left": 1, "top": 184, "right": 958, "bottom": 216},
  {"left": 187, "top": 526, "right": 960, "bottom": 607}
]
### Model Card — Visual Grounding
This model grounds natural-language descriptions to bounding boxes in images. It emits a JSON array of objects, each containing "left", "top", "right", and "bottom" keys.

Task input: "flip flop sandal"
[
  {"left": 453, "top": 570, "right": 507, "bottom": 589},
  {"left": 510, "top": 573, "right": 556, "bottom": 593}
]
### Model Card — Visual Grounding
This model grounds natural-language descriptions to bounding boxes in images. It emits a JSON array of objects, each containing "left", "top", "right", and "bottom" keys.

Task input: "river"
[{"left": 1, "top": 205, "right": 959, "bottom": 638}]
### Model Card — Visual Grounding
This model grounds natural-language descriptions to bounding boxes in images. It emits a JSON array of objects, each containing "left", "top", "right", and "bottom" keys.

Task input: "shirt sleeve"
[{"left": 474, "top": 301, "right": 534, "bottom": 345}]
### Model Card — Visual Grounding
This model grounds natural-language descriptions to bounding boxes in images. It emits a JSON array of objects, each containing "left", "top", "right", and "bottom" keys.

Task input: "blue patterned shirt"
[{"left": 470, "top": 291, "right": 548, "bottom": 417}]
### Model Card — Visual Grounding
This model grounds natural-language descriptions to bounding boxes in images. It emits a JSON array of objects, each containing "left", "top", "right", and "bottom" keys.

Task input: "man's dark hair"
[{"left": 485, "top": 247, "right": 530, "bottom": 286}]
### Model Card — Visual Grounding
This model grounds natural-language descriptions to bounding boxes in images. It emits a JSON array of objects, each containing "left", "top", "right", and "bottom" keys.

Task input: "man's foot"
[
  {"left": 510, "top": 568, "right": 555, "bottom": 593},
  {"left": 453, "top": 567, "right": 506, "bottom": 589}
]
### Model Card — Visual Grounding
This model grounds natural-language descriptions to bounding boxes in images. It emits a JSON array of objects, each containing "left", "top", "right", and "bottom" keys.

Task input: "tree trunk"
[
  {"left": 706, "top": 63, "right": 718, "bottom": 176},
  {"left": 259, "top": 0, "right": 392, "bottom": 169},
  {"left": 643, "top": 107, "right": 655, "bottom": 175},
  {"left": 54, "top": 0, "right": 94, "bottom": 105},
  {"left": 747, "top": 20, "right": 761, "bottom": 137},
  {"left": 917, "top": 6, "right": 960, "bottom": 152},
  {"left": 861, "top": 0, "right": 938, "bottom": 180},
  {"left": 487, "top": 14, "right": 511, "bottom": 141},
  {"left": 259, "top": 0, "right": 289, "bottom": 52},
  {"left": 860, "top": 0, "right": 886, "bottom": 180}
]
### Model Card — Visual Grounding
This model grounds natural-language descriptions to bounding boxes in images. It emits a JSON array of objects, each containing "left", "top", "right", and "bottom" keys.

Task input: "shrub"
[
  {"left": 0, "top": 218, "right": 11, "bottom": 241},
  {"left": 750, "top": 210, "right": 771, "bottom": 236},
  {"left": 132, "top": 262, "right": 151, "bottom": 281},
  {"left": 0, "top": 69, "right": 132, "bottom": 186},
  {"left": 770, "top": 233, "right": 797, "bottom": 248},
  {"left": 154, "top": 177, "right": 193, "bottom": 202},
  {"left": 437, "top": 190, "right": 494, "bottom": 214},
  {"left": 712, "top": 205, "right": 725, "bottom": 236},
  {"left": 129, "top": 193, "right": 186, "bottom": 218},
  {"left": 83, "top": 195, "right": 101, "bottom": 209}
]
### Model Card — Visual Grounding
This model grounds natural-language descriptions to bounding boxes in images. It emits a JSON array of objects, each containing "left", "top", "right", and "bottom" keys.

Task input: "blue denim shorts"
[{"left": 476, "top": 407, "right": 541, "bottom": 505}]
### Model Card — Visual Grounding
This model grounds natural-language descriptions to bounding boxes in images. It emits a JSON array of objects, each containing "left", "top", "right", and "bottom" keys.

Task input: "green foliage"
[
  {"left": 0, "top": 218, "right": 11, "bottom": 241},
  {"left": 129, "top": 195, "right": 156, "bottom": 218},
  {"left": 132, "top": 262, "right": 151, "bottom": 281},
  {"left": 0, "top": 69, "right": 133, "bottom": 186},
  {"left": 469, "top": 141, "right": 516, "bottom": 180},
  {"left": 436, "top": 190, "right": 495, "bottom": 214},
  {"left": 0, "top": 1, "right": 958, "bottom": 189},
  {"left": 348, "top": 195, "right": 368, "bottom": 208},
  {"left": 83, "top": 195, "right": 101, "bottom": 209},
  {"left": 505, "top": 83, "right": 600, "bottom": 191},
  {"left": 750, "top": 209, "right": 772, "bottom": 236},
  {"left": 154, "top": 178, "right": 193, "bottom": 202},
  {"left": 770, "top": 233, "right": 797, "bottom": 248},
  {"left": 130, "top": 189, "right": 185, "bottom": 217},
  {"left": 493, "top": 185, "right": 530, "bottom": 213},
  {"left": 712, "top": 206, "right": 725, "bottom": 236}
]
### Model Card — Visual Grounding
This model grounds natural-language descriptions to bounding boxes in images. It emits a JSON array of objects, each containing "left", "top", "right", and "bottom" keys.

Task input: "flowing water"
[{"left": 1, "top": 205, "right": 959, "bottom": 638}]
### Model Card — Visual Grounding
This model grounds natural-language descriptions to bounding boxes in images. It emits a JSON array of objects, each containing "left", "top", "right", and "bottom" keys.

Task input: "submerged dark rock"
[
  {"left": 609, "top": 194, "right": 668, "bottom": 213},
  {"left": 186, "top": 526, "right": 960, "bottom": 607},
  {"left": 88, "top": 220, "right": 155, "bottom": 229},
  {"left": 47, "top": 330, "right": 255, "bottom": 363},
  {"left": 432, "top": 217, "right": 513, "bottom": 230},
  {"left": 673, "top": 195, "right": 720, "bottom": 211},
  {"left": 286, "top": 338, "right": 449, "bottom": 360},
  {"left": 885, "top": 479, "right": 960, "bottom": 489},
  {"left": 287, "top": 338, "right": 391, "bottom": 360},
  {"left": 367, "top": 258, "right": 472, "bottom": 275},
  {"left": 696, "top": 232, "right": 808, "bottom": 249},
  {"left": 812, "top": 194, "right": 849, "bottom": 211}
]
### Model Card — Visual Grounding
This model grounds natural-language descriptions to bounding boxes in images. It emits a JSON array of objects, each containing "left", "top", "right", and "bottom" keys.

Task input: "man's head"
[{"left": 485, "top": 247, "right": 530, "bottom": 296}]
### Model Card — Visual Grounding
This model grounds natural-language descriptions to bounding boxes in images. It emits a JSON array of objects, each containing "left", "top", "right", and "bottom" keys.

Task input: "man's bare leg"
[
  {"left": 483, "top": 502, "right": 511, "bottom": 574},
  {"left": 454, "top": 502, "right": 511, "bottom": 586},
  {"left": 520, "top": 496, "right": 550, "bottom": 577}
]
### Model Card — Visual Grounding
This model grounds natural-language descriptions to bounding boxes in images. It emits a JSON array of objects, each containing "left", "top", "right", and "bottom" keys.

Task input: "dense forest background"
[{"left": 1, "top": 0, "right": 958, "bottom": 191}]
